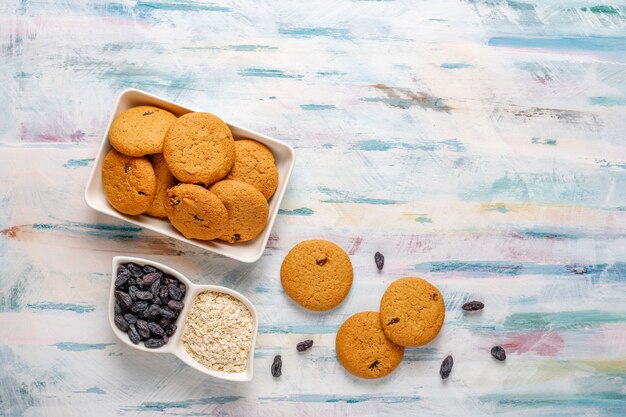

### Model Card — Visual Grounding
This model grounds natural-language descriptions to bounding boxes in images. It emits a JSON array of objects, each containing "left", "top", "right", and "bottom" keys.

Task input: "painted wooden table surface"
[{"left": 1, "top": 1, "right": 625, "bottom": 416}]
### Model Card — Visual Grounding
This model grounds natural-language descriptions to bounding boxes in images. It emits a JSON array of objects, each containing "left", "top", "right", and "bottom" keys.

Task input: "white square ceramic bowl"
[
  {"left": 109, "top": 256, "right": 258, "bottom": 382},
  {"left": 85, "top": 89, "right": 295, "bottom": 263}
]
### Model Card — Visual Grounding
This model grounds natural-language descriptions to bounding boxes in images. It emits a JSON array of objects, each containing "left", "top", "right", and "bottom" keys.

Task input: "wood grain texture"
[{"left": 1, "top": 0, "right": 625, "bottom": 416}]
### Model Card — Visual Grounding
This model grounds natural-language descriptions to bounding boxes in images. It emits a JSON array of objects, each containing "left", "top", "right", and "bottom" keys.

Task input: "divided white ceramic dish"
[
  {"left": 85, "top": 89, "right": 295, "bottom": 263},
  {"left": 109, "top": 256, "right": 258, "bottom": 382}
]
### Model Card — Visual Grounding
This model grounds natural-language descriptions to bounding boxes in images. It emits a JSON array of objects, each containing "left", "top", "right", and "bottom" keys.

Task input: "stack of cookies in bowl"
[{"left": 102, "top": 105, "right": 278, "bottom": 244}]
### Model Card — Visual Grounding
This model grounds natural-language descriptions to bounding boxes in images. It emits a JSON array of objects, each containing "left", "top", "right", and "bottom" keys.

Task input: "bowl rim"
[
  {"left": 109, "top": 256, "right": 258, "bottom": 382},
  {"left": 85, "top": 88, "right": 296, "bottom": 263}
]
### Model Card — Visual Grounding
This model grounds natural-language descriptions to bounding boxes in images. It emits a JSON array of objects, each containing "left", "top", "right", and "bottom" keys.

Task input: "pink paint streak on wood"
[
  {"left": 502, "top": 331, "right": 565, "bottom": 356},
  {"left": 347, "top": 236, "right": 363, "bottom": 255}
]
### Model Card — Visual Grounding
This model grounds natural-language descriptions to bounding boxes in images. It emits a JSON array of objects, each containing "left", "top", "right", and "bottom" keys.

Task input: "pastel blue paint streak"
[
  {"left": 488, "top": 36, "right": 626, "bottom": 52},
  {"left": 480, "top": 392, "right": 626, "bottom": 411},
  {"left": 278, "top": 27, "right": 352, "bottom": 40},
  {"left": 522, "top": 231, "right": 581, "bottom": 240},
  {"left": 531, "top": 137, "right": 557, "bottom": 145},
  {"left": 317, "top": 71, "right": 347, "bottom": 76},
  {"left": 278, "top": 208, "right": 314, "bottom": 216},
  {"left": 504, "top": 310, "right": 626, "bottom": 331},
  {"left": 351, "top": 139, "right": 464, "bottom": 152},
  {"left": 589, "top": 96, "right": 626, "bottom": 106},
  {"left": 441, "top": 63, "right": 473, "bottom": 69},
  {"left": 415, "top": 217, "right": 432, "bottom": 223},
  {"left": 135, "top": 396, "right": 242, "bottom": 411},
  {"left": 318, "top": 187, "right": 404, "bottom": 205},
  {"left": 322, "top": 143, "right": 334, "bottom": 149},
  {"left": 52, "top": 342, "right": 114, "bottom": 351},
  {"left": 259, "top": 394, "right": 420, "bottom": 403},
  {"left": 227, "top": 45, "right": 277, "bottom": 51},
  {"left": 64, "top": 158, "right": 94, "bottom": 168},
  {"left": 238, "top": 68, "right": 303, "bottom": 79},
  {"left": 416, "top": 261, "right": 626, "bottom": 280},
  {"left": 300, "top": 104, "right": 336, "bottom": 110},
  {"left": 27, "top": 302, "right": 95, "bottom": 314},
  {"left": 32, "top": 222, "right": 142, "bottom": 240},
  {"left": 485, "top": 205, "right": 509, "bottom": 213},
  {"left": 73, "top": 387, "right": 106, "bottom": 394},
  {"left": 259, "top": 324, "right": 338, "bottom": 334}
]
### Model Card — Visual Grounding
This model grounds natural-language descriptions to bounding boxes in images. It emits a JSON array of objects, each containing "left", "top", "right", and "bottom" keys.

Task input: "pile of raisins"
[{"left": 113, "top": 263, "right": 185, "bottom": 348}]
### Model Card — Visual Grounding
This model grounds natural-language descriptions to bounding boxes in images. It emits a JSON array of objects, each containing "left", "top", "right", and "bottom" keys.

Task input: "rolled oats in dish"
[{"left": 182, "top": 291, "right": 253, "bottom": 373}]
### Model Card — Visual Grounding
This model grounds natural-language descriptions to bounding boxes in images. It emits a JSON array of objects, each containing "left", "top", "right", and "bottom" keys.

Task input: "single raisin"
[
  {"left": 159, "top": 307, "right": 175, "bottom": 318},
  {"left": 316, "top": 257, "right": 327, "bottom": 266},
  {"left": 123, "top": 164, "right": 131, "bottom": 173},
  {"left": 159, "top": 317, "right": 171, "bottom": 328},
  {"left": 150, "top": 279, "right": 161, "bottom": 297},
  {"left": 168, "top": 285, "right": 183, "bottom": 301},
  {"left": 143, "top": 304, "right": 160, "bottom": 318},
  {"left": 491, "top": 346, "right": 506, "bottom": 361},
  {"left": 369, "top": 360, "right": 380, "bottom": 370},
  {"left": 128, "top": 324, "right": 140, "bottom": 344},
  {"left": 148, "top": 322, "right": 165, "bottom": 336},
  {"left": 440, "top": 355, "right": 453, "bottom": 379},
  {"left": 462, "top": 301, "right": 484, "bottom": 311},
  {"left": 163, "top": 335, "right": 169, "bottom": 344},
  {"left": 375, "top": 252, "right": 384, "bottom": 270},
  {"left": 136, "top": 320, "right": 150, "bottom": 339},
  {"left": 130, "top": 301, "right": 148, "bottom": 313},
  {"left": 114, "top": 291, "right": 132, "bottom": 308},
  {"left": 114, "top": 302, "right": 122, "bottom": 316},
  {"left": 158, "top": 285, "right": 169, "bottom": 300},
  {"left": 114, "top": 315, "right": 129, "bottom": 332},
  {"left": 128, "top": 286, "right": 138, "bottom": 301},
  {"left": 431, "top": 293, "right": 438, "bottom": 301},
  {"left": 386, "top": 317, "right": 400, "bottom": 325},
  {"left": 142, "top": 265, "right": 157, "bottom": 274},
  {"left": 167, "top": 300, "right": 184, "bottom": 311},
  {"left": 142, "top": 272, "right": 161, "bottom": 286},
  {"left": 126, "top": 263, "right": 143, "bottom": 278},
  {"left": 143, "top": 110, "right": 154, "bottom": 116},
  {"left": 115, "top": 269, "right": 131, "bottom": 287},
  {"left": 296, "top": 340, "right": 313, "bottom": 352},
  {"left": 271, "top": 355, "right": 282, "bottom": 377},
  {"left": 165, "top": 323, "right": 177, "bottom": 336},
  {"left": 124, "top": 313, "right": 138, "bottom": 324},
  {"left": 144, "top": 338, "right": 165, "bottom": 349},
  {"left": 135, "top": 291, "right": 153, "bottom": 300},
  {"left": 232, "top": 234, "right": 241, "bottom": 242}
]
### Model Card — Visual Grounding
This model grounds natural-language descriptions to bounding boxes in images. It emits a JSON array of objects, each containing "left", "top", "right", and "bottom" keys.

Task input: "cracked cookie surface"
[
  {"left": 226, "top": 139, "right": 278, "bottom": 200},
  {"left": 336, "top": 311, "right": 404, "bottom": 379},
  {"left": 208, "top": 180, "right": 268, "bottom": 243},
  {"left": 109, "top": 105, "right": 176, "bottom": 157},
  {"left": 164, "top": 183, "right": 228, "bottom": 240},
  {"left": 379, "top": 277, "right": 445, "bottom": 347},
  {"left": 280, "top": 240, "right": 353, "bottom": 311},
  {"left": 163, "top": 112, "right": 235, "bottom": 185},
  {"left": 102, "top": 149, "right": 156, "bottom": 215}
]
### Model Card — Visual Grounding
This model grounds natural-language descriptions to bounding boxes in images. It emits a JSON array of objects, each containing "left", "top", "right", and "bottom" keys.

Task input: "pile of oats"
[{"left": 182, "top": 290, "right": 253, "bottom": 373}]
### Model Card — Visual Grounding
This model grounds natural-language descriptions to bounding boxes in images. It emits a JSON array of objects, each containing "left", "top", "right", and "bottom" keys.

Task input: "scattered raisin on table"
[
  {"left": 296, "top": 340, "right": 314, "bottom": 352},
  {"left": 462, "top": 301, "right": 484, "bottom": 311},
  {"left": 375, "top": 252, "right": 384, "bottom": 270},
  {"left": 440, "top": 355, "right": 453, "bottom": 379},
  {"left": 491, "top": 346, "right": 506, "bottom": 361},
  {"left": 271, "top": 355, "right": 282, "bottom": 377}
]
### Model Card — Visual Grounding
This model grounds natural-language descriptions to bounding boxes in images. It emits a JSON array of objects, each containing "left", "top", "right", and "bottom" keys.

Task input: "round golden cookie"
[
  {"left": 226, "top": 139, "right": 279, "bottom": 200},
  {"left": 280, "top": 240, "right": 353, "bottom": 311},
  {"left": 336, "top": 311, "right": 404, "bottom": 379},
  {"left": 208, "top": 180, "right": 268, "bottom": 243},
  {"left": 109, "top": 106, "right": 176, "bottom": 157},
  {"left": 145, "top": 154, "right": 177, "bottom": 218},
  {"left": 163, "top": 112, "right": 235, "bottom": 185},
  {"left": 164, "top": 184, "right": 228, "bottom": 240},
  {"left": 379, "top": 277, "right": 445, "bottom": 347},
  {"left": 102, "top": 149, "right": 156, "bottom": 215}
]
